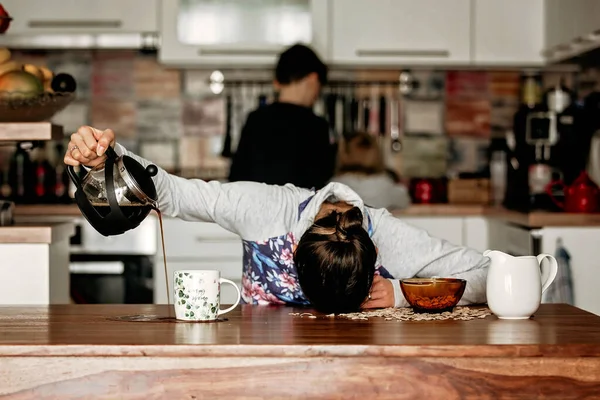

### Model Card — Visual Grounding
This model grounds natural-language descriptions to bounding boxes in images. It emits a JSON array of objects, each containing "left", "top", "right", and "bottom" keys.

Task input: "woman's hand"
[
  {"left": 64, "top": 126, "right": 116, "bottom": 168},
  {"left": 362, "top": 275, "right": 394, "bottom": 309}
]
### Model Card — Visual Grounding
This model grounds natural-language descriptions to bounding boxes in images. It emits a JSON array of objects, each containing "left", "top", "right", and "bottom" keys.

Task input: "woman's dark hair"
[
  {"left": 275, "top": 43, "right": 328, "bottom": 85},
  {"left": 294, "top": 206, "right": 376, "bottom": 314}
]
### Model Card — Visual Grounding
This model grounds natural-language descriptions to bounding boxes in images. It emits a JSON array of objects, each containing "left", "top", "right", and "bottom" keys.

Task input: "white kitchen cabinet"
[
  {"left": 399, "top": 217, "right": 464, "bottom": 246},
  {"left": 154, "top": 218, "right": 243, "bottom": 305},
  {"left": 544, "top": 0, "right": 593, "bottom": 60},
  {"left": 1, "top": 0, "right": 158, "bottom": 34},
  {"left": 0, "top": 223, "right": 73, "bottom": 305},
  {"left": 463, "top": 217, "right": 489, "bottom": 253},
  {"left": 159, "top": 0, "right": 329, "bottom": 66},
  {"left": 330, "top": 0, "right": 471, "bottom": 65},
  {"left": 540, "top": 227, "right": 600, "bottom": 316},
  {"left": 473, "top": 0, "right": 544, "bottom": 65}
]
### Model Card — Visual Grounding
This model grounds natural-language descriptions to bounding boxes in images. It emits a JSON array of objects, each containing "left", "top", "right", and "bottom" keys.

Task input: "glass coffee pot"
[{"left": 67, "top": 146, "right": 158, "bottom": 236}]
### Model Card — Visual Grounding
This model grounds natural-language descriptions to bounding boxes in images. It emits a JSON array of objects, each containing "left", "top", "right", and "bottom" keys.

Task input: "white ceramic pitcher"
[{"left": 484, "top": 250, "right": 558, "bottom": 319}]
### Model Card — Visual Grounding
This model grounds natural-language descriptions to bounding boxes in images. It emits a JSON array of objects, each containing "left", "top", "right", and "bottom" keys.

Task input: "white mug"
[{"left": 173, "top": 270, "right": 241, "bottom": 321}]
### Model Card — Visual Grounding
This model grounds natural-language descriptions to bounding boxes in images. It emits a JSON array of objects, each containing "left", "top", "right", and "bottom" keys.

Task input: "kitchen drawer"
[
  {"left": 154, "top": 260, "right": 242, "bottom": 305},
  {"left": 158, "top": 219, "right": 243, "bottom": 259}
]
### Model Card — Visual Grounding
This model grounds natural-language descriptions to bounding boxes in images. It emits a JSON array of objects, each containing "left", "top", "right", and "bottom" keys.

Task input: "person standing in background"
[
  {"left": 228, "top": 44, "right": 336, "bottom": 189},
  {"left": 331, "top": 132, "right": 410, "bottom": 210}
]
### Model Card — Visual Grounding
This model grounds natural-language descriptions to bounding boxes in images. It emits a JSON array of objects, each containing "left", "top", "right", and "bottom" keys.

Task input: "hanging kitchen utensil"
[
  {"left": 379, "top": 92, "right": 387, "bottom": 138},
  {"left": 67, "top": 146, "right": 158, "bottom": 236},
  {"left": 350, "top": 88, "right": 359, "bottom": 133},
  {"left": 362, "top": 97, "right": 371, "bottom": 132},
  {"left": 368, "top": 84, "right": 379, "bottom": 135},
  {"left": 390, "top": 97, "right": 402, "bottom": 152},
  {"left": 335, "top": 90, "right": 345, "bottom": 139}
]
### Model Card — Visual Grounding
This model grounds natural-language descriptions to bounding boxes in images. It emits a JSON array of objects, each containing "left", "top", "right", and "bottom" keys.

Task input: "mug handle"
[
  {"left": 537, "top": 254, "right": 558, "bottom": 294},
  {"left": 218, "top": 278, "right": 241, "bottom": 316}
]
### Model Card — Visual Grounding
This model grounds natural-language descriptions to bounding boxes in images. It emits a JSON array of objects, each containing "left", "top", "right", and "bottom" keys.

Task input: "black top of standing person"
[{"left": 228, "top": 44, "right": 336, "bottom": 190}]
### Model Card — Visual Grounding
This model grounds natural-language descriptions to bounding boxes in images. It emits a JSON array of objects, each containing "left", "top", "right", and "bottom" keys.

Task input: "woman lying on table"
[{"left": 64, "top": 126, "right": 489, "bottom": 314}]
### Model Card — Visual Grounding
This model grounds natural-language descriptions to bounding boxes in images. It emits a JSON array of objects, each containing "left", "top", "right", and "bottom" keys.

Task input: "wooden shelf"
[{"left": 0, "top": 123, "right": 63, "bottom": 141}]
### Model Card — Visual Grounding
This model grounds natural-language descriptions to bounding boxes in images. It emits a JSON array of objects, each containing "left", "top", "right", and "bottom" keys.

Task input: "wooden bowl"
[
  {"left": 400, "top": 278, "right": 466, "bottom": 313},
  {"left": 0, "top": 91, "right": 75, "bottom": 122}
]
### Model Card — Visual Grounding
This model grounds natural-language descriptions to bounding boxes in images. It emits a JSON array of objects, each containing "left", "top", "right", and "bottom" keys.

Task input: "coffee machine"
[{"left": 504, "top": 75, "right": 583, "bottom": 211}]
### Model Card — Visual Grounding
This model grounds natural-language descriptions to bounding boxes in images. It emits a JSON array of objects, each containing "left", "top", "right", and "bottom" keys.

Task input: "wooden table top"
[{"left": 1, "top": 304, "right": 600, "bottom": 358}]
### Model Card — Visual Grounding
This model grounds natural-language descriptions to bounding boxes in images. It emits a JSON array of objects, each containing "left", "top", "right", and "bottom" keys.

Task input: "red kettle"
[{"left": 546, "top": 171, "right": 600, "bottom": 213}]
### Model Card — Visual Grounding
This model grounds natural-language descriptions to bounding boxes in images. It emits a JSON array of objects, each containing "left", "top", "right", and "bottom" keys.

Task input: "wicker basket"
[{"left": 0, "top": 91, "right": 75, "bottom": 123}]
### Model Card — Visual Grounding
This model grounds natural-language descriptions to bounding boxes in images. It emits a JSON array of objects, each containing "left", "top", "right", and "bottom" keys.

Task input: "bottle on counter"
[
  {"left": 31, "top": 143, "right": 56, "bottom": 204},
  {"left": 52, "top": 142, "right": 71, "bottom": 204},
  {"left": 8, "top": 142, "right": 35, "bottom": 204}
]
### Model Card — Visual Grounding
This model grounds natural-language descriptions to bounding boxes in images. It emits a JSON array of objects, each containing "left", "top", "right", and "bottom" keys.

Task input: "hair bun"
[{"left": 336, "top": 207, "right": 364, "bottom": 240}]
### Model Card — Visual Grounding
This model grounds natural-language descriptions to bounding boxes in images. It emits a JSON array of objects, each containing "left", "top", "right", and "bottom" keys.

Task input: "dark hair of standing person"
[
  {"left": 294, "top": 206, "right": 376, "bottom": 314},
  {"left": 275, "top": 43, "right": 328, "bottom": 86}
]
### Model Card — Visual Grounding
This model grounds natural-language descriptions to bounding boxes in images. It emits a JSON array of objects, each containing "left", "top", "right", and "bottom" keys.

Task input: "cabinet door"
[
  {"left": 463, "top": 217, "right": 489, "bottom": 253},
  {"left": 399, "top": 217, "right": 464, "bottom": 246},
  {"left": 159, "top": 0, "right": 329, "bottom": 66},
  {"left": 154, "top": 260, "right": 242, "bottom": 305},
  {"left": 545, "top": 0, "right": 578, "bottom": 52},
  {"left": 157, "top": 219, "right": 243, "bottom": 259},
  {"left": 2, "top": 0, "right": 158, "bottom": 34},
  {"left": 473, "top": 0, "right": 544, "bottom": 65},
  {"left": 540, "top": 227, "right": 600, "bottom": 316},
  {"left": 331, "top": 0, "right": 471, "bottom": 65}
]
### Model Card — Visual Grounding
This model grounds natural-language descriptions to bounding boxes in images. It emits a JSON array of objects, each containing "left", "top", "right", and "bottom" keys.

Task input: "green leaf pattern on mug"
[{"left": 174, "top": 274, "right": 219, "bottom": 321}]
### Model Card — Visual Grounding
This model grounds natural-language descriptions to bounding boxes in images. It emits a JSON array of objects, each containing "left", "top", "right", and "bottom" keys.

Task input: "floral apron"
[{"left": 241, "top": 195, "right": 394, "bottom": 305}]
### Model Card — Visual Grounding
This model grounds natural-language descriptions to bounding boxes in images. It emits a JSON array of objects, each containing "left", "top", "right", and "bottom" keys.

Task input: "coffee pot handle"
[
  {"left": 537, "top": 254, "right": 558, "bottom": 294},
  {"left": 66, "top": 165, "right": 82, "bottom": 189},
  {"left": 104, "top": 145, "right": 118, "bottom": 160}
]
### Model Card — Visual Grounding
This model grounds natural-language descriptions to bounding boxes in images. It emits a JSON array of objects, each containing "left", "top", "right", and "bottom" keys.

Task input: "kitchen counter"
[
  {"left": 13, "top": 203, "right": 600, "bottom": 228},
  {"left": 0, "top": 222, "right": 74, "bottom": 305},
  {"left": 0, "top": 222, "right": 74, "bottom": 244},
  {"left": 393, "top": 205, "right": 600, "bottom": 227},
  {"left": 1, "top": 304, "right": 599, "bottom": 398}
]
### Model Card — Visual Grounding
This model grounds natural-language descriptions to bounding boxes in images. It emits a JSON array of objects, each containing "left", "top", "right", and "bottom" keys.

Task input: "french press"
[{"left": 67, "top": 146, "right": 159, "bottom": 236}]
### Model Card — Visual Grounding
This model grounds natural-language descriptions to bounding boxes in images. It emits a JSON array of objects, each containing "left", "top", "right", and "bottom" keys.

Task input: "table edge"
[{"left": 2, "top": 344, "right": 600, "bottom": 358}]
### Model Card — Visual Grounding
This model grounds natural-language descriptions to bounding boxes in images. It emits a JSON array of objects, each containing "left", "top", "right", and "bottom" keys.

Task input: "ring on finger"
[
  {"left": 70, "top": 145, "right": 79, "bottom": 153},
  {"left": 368, "top": 293, "right": 372, "bottom": 300}
]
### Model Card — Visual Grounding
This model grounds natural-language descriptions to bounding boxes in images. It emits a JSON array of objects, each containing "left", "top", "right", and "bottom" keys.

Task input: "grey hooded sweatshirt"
[{"left": 116, "top": 144, "right": 489, "bottom": 308}]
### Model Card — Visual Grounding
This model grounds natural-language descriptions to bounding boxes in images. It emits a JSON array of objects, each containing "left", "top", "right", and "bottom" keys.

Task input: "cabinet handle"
[
  {"left": 197, "top": 48, "right": 281, "bottom": 57},
  {"left": 28, "top": 20, "right": 122, "bottom": 29},
  {"left": 355, "top": 49, "right": 450, "bottom": 58}
]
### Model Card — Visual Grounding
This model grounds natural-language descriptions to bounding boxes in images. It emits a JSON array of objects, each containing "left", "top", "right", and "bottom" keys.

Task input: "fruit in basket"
[
  {"left": 23, "top": 64, "right": 44, "bottom": 82},
  {"left": 0, "top": 60, "right": 20, "bottom": 77},
  {"left": 39, "top": 66, "right": 54, "bottom": 91},
  {"left": 0, "top": 48, "right": 10, "bottom": 64},
  {"left": 0, "top": 70, "right": 44, "bottom": 99}
]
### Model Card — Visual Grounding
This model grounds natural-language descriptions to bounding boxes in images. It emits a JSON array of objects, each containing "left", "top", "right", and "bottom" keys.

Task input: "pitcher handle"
[
  {"left": 218, "top": 278, "right": 241, "bottom": 316},
  {"left": 537, "top": 254, "right": 558, "bottom": 294}
]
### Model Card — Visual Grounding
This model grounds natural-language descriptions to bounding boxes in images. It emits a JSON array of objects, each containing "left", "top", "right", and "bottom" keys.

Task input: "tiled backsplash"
[{"left": 9, "top": 50, "right": 578, "bottom": 180}]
